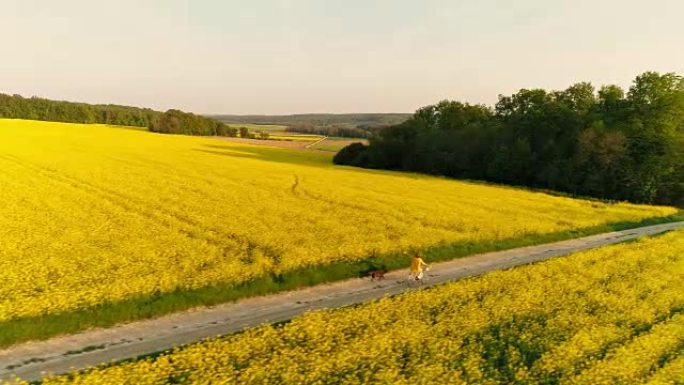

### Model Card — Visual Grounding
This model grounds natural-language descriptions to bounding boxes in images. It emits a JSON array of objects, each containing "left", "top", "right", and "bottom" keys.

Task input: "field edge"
[{"left": 0, "top": 213, "right": 682, "bottom": 349}]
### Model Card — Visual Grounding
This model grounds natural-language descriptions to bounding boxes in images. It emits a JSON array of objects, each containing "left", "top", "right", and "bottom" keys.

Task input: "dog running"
[{"left": 368, "top": 270, "right": 387, "bottom": 281}]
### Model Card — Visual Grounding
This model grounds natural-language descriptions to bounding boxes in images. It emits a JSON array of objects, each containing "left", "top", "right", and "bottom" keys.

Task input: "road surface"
[{"left": 1, "top": 221, "right": 682, "bottom": 383}]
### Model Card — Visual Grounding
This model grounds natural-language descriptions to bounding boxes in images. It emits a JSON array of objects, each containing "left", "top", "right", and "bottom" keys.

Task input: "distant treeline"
[
  {"left": 211, "top": 113, "right": 410, "bottom": 138},
  {"left": 285, "top": 123, "right": 386, "bottom": 138},
  {"left": 0, "top": 93, "right": 235, "bottom": 137},
  {"left": 0, "top": 93, "right": 158, "bottom": 127},
  {"left": 211, "top": 113, "right": 410, "bottom": 127},
  {"left": 335, "top": 72, "right": 684, "bottom": 206},
  {"left": 149, "top": 109, "right": 236, "bottom": 136}
]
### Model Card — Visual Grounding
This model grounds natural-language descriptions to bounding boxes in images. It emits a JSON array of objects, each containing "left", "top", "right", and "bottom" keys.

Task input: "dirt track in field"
[
  {"left": 0, "top": 221, "right": 682, "bottom": 383},
  {"left": 214, "top": 136, "right": 316, "bottom": 150},
  {"left": 213, "top": 136, "right": 366, "bottom": 152}
]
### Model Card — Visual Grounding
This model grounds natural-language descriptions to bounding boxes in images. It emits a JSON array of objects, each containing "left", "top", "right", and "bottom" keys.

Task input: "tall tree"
[{"left": 335, "top": 71, "right": 684, "bottom": 206}]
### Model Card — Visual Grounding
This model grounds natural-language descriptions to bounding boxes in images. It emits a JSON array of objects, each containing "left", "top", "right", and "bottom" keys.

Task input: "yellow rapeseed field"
[
  {"left": 18, "top": 229, "right": 684, "bottom": 385},
  {"left": 0, "top": 119, "right": 676, "bottom": 322}
]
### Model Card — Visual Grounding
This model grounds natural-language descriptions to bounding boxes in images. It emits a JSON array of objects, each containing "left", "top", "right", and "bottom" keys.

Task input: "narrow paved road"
[{"left": 1, "top": 221, "right": 682, "bottom": 383}]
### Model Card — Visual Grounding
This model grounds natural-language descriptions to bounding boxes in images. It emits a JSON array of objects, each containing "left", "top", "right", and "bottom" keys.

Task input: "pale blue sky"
[{"left": 1, "top": 0, "right": 682, "bottom": 114}]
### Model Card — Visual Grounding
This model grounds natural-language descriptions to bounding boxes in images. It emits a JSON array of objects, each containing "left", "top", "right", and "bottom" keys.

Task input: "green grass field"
[
  {"left": 225, "top": 123, "right": 288, "bottom": 133},
  {"left": 269, "top": 134, "right": 324, "bottom": 142},
  {"left": 309, "top": 137, "right": 368, "bottom": 152},
  {"left": 225, "top": 124, "right": 324, "bottom": 142}
]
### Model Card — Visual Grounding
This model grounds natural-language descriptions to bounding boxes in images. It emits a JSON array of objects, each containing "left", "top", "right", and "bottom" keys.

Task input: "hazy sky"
[{"left": 1, "top": 0, "right": 682, "bottom": 114}]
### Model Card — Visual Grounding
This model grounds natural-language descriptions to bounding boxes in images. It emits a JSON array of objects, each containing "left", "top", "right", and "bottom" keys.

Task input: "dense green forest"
[
  {"left": 0, "top": 93, "right": 234, "bottom": 136},
  {"left": 211, "top": 113, "right": 410, "bottom": 138},
  {"left": 0, "top": 93, "right": 159, "bottom": 127},
  {"left": 335, "top": 72, "right": 684, "bottom": 206},
  {"left": 148, "top": 109, "right": 236, "bottom": 136}
]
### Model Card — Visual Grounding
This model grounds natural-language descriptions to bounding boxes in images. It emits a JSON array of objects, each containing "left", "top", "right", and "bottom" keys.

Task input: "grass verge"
[{"left": 1, "top": 214, "right": 682, "bottom": 349}]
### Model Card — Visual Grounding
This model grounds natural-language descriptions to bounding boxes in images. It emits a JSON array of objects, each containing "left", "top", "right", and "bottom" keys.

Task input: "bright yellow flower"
[
  {"left": 0, "top": 119, "right": 676, "bottom": 322},
  {"left": 21, "top": 229, "right": 684, "bottom": 385}
]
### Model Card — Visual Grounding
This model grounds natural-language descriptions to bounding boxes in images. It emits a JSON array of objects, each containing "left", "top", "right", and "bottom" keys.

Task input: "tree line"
[
  {"left": 0, "top": 93, "right": 159, "bottom": 127},
  {"left": 211, "top": 113, "right": 410, "bottom": 127},
  {"left": 213, "top": 113, "right": 410, "bottom": 139},
  {"left": 285, "top": 123, "right": 385, "bottom": 138},
  {"left": 0, "top": 93, "right": 236, "bottom": 137},
  {"left": 148, "top": 109, "right": 236, "bottom": 136},
  {"left": 335, "top": 72, "right": 684, "bottom": 206}
]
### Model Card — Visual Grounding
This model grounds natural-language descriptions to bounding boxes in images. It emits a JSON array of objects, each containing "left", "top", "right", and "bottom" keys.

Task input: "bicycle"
[{"left": 407, "top": 266, "right": 430, "bottom": 287}]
